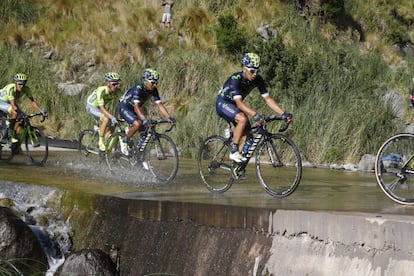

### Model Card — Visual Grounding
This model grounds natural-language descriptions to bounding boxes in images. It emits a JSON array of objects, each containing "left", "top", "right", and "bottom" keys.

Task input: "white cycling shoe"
[{"left": 229, "top": 151, "right": 247, "bottom": 163}]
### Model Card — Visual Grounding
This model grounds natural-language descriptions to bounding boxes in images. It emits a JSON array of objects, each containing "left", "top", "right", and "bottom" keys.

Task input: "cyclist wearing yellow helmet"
[
  {"left": 86, "top": 72, "right": 122, "bottom": 153},
  {"left": 216, "top": 53, "right": 292, "bottom": 163},
  {"left": 0, "top": 73, "right": 48, "bottom": 143},
  {"left": 119, "top": 68, "right": 175, "bottom": 146}
]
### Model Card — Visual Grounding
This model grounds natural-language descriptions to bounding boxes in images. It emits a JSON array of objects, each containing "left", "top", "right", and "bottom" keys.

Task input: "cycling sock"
[{"left": 230, "top": 143, "right": 239, "bottom": 153}]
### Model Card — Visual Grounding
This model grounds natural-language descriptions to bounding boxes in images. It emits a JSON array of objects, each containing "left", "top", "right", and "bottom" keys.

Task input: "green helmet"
[
  {"left": 104, "top": 72, "right": 121, "bottom": 82},
  {"left": 241, "top": 53, "right": 261, "bottom": 68},
  {"left": 14, "top": 73, "right": 28, "bottom": 83},
  {"left": 142, "top": 69, "right": 159, "bottom": 81}
]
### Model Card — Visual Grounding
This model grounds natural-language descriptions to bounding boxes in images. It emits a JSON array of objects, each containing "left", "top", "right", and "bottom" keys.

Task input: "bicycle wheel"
[
  {"left": 198, "top": 135, "right": 234, "bottom": 193},
  {"left": 141, "top": 134, "right": 179, "bottom": 184},
  {"left": 375, "top": 133, "right": 414, "bottom": 205},
  {"left": 256, "top": 133, "right": 302, "bottom": 197},
  {"left": 105, "top": 132, "right": 133, "bottom": 172},
  {"left": 25, "top": 127, "right": 48, "bottom": 165},
  {"left": 78, "top": 129, "right": 101, "bottom": 167}
]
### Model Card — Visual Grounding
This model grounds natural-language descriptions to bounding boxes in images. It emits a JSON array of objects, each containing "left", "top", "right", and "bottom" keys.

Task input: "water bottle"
[
  {"left": 242, "top": 138, "right": 253, "bottom": 155},
  {"left": 125, "top": 126, "right": 129, "bottom": 135},
  {"left": 224, "top": 128, "right": 231, "bottom": 138}
]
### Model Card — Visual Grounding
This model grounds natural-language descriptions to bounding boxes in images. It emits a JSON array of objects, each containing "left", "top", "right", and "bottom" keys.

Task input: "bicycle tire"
[
  {"left": 137, "top": 133, "right": 178, "bottom": 185},
  {"left": 198, "top": 135, "right": 234, "bottom": 193},
  {"left": 25, "top": 127, "right": 48, "bottom": 166},
  {"left": 375, "top": 133, "right": 414, "bottom": 205},
  {"left": 78, "top": 129, "right": 101, "bottom": 167},
  {"left": 105, "top": 132, "right": 134, "bottom": 172},
  {"left": 256, "top": 133, "right": 302, "bottom": 197}
]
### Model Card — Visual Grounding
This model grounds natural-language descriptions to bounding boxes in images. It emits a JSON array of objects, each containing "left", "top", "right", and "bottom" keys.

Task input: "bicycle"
[
  {"left": 374, "top": 133, "right": 414, "bottom": 205},
  {"left": 0, "top": 112, "right": 48, "bottom": 166},
  {"left": 105, "top": 119, "right": 179, "bottom": 184},
  {"left": 198, "top": 115, "right": 302, "bottom": 197},
  {"left": 78, "top": 119, "right": 124, "bottom": 168}
]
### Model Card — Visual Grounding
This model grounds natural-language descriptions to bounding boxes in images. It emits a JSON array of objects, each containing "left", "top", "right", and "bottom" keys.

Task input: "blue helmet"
[
  {"left": 142, "top": 69, "right": 159, "bottom": 81},
  {"left": 241, "top": 53, "right": 261, "bottom": 68}
]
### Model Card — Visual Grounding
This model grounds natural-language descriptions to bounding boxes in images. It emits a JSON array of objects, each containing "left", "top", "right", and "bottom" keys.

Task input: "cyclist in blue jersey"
[
  {"left": 119, "top": 68, "right": 175, "bottom": 147},
  {"left": 216, "top": 53, "right": 292, "bottom": 163},
  {"left": 86, "top": 72, "right": 122, "bottom": 153}
]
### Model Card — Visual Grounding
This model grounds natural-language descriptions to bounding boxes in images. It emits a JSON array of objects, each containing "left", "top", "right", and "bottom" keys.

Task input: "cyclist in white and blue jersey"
[
  {"left": 119, "top": 69, "right": 175, "bottom": 145},
  {"left": 216, "top": 53, "right": 292, "bottom": 163}
]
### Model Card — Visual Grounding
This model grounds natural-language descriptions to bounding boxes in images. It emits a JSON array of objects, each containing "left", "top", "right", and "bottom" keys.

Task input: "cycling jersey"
[
  {"left": 0, "top": 83, "right": 33, "bottom": 102},
  {"left": 0, "top": 83, "right": 34, "bottom": 114},
  {"left": 86, "top": 86, "right": 121, "bottom": 107},
  {"left": 217, "top": 71, "right": 269, "bottom": 103},
  {"left": 119, "top": 82, "right": 162, "bottom": 109}
]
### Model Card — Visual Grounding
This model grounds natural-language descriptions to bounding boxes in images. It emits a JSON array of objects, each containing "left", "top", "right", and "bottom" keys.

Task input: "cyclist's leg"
[{"left": 216, "top": 98, "right": 247, "bottom": 163}]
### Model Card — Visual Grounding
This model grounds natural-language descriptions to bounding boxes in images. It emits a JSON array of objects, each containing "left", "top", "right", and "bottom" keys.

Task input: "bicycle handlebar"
[
  {"left": 149, "top": 119, "right": 176, "bottom": 132},
  {"left": 21, "top": 112, "right": 47, "bottom": 123},
  {"left": 251, "top": 115, "right": 291, "bottom": 133}
]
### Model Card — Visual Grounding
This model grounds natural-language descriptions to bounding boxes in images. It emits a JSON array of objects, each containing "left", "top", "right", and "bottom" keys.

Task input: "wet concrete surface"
[{"left": 1, "top": 149, "right": 412, "bottom": 216}]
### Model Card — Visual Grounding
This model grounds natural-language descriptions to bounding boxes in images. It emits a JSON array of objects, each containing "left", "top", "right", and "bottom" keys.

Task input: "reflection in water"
[{"left": 0, "top": 151, "right": 413, "bottom": 215}]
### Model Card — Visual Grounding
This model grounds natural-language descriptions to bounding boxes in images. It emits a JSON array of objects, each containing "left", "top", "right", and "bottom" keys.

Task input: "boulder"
[
  {"left": 58, "top": 249, "right": 117, "bottom": 276},
  {"left": 0, "top": 207, "right": 48, "bottom": 274}
]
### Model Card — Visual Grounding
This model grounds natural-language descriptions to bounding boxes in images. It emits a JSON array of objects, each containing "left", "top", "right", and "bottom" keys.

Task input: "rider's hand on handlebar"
[
  {"left": 253, "top": 113, "right": 265, "bottom": 125},
  {"left": 111, "top": 117, "right": 118, "bottom": 125},
  {"left": 167, "top": 117, "right": 176, "bottom": 126},
  {"left": 142, "top": 119, "right": 150, "bottom": 128},
  {"left": 40, "top": 109, "right": 48, "bottom": 117},
  {"left": 282, "top": 112, "right": 293, "bottom": 123}
]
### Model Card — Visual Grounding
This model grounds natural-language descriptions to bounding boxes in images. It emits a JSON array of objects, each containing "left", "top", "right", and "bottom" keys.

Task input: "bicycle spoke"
[
  {"left": 143, "top": 134, "right": 178, "bottom": 184},
  {"left": 256, "top": 134, "right": 302, "bottom": 197},
  {"left": 198, "top": 135, "right": 234, "bottom": 193},
  {"left": 25, "top": 127, "right": 48, "bottom": 166},
  {"left": 375, "top": 133, "right": 414, "bottom": 204},
  {"left": 78, "top": 129, "right": 101, "bottom": 168}
]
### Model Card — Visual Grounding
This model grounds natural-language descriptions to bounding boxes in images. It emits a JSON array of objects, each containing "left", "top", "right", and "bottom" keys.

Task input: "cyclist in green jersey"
[
  {"left": 86, "top": 72, "right": 122, "bottom": 153},
  {"left": 0, "top": 73, "right": 48, "bottom": 143}
]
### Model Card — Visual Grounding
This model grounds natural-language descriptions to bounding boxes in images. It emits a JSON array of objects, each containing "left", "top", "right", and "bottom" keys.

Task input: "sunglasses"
[
  {"left": 246, "top": 67, "right": 260, "bottom": 74},
  {"left": 16, "top": 82, "right": 26, "bottom": 87},
  {"left": 149, "top": 80, "right": 158, "bottom": 85},
  {"left": 110, "top": 82, "right": 119, "bottom": 87}
]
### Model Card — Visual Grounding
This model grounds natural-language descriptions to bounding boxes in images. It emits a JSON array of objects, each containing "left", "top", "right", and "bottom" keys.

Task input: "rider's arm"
[
  {"left": 156, "top": 102, "right": 171, "bottom": 119},
  {"left": 234, "top": 97, "right": 256, "bottom": 117},
  {"left": 99, "top": 104, "right": 114, "bottom": 120},
  {"left": 133, "top": 102, "right": 146, "bottom": 121},
  {"left": 263, "top": 95, "right": 284, "bottom": 115}
]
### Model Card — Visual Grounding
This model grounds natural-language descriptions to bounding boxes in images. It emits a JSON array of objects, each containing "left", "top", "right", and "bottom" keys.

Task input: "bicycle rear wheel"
[
  {"left": 375, "top": 133, "right": 414, "bottom": 205},
  {"left": 105, "top": 132, "right": 133, "bottom": 172},
  {"left": 25, "top": 127, "right": 48, "bottom": 166},
  {"left": 198, "top": 135, "right": 234, "bottom": 193},
  {"left": 142, "top": 133, "right": 179, "bottom": 184},
  {"left": 78, "top": 129, "right": 101, "bottom": 167},
  {"left": 256, "top": 133, "right": 302, "bottom": 197}
]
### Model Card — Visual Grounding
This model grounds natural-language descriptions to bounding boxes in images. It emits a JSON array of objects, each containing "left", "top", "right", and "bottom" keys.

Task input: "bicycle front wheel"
[
  {"left": 105, "top": 132, "right": 133, "bottom": 172},
  {"left": 375, "top": 133, "right": 414, "bottom": 205},
  {"left": 198, "top": 135, "right": 234, "bottom": 193},
  {"left": 78, "top": 129, "right": 101, "bottom": 167},
  {"left": 142, "top": 134, "right": 179, "bottom": 184},
  {"left": 25, "top": 127, "right": 48, "bottom": 166},
  {"left": 256, "top": 133, "right": 302, "bottom": 197}
]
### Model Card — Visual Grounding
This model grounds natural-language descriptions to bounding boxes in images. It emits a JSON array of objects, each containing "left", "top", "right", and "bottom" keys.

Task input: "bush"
[{"left": 215, "top": 15, "right": 246, "bottom": 56}]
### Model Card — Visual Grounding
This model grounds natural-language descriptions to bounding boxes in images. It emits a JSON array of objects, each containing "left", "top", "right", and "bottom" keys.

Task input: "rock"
[
  {"left": 0, "top": 206, "right": 48, "bottom": 274},
  {"left": 358, "top": 154, "right": 376, "bottom": 171},
  {"left": 57, "top": 82, "right": 87, "bottom": 96},
  {"left": 58, "top": 249, "right": 117, "bottom": 276}
]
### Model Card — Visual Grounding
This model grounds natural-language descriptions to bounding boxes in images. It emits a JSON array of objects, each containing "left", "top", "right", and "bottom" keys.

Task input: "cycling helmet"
[
  {"left": 142, "top": 69, "right": 159, "bottom": 81},
  {"left": 13, "top": 73, "right": 28, "bottom": 83},
  {"left": 104, "top": 72, "right": 121, "bottom": 82},
  {"left": 241, "top": 53, "right": 261, "bottom": 68}
]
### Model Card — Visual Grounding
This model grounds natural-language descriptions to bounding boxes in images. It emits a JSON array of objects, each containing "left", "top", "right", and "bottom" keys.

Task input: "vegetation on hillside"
[{"left": 1, "top": 0, "right": 414, "bottom": 164}]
